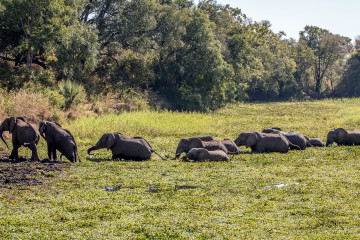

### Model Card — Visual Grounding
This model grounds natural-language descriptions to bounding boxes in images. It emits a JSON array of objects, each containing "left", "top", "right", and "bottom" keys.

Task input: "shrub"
[{"left": 58, "top": 80, "right": 85, "bottom": 110}]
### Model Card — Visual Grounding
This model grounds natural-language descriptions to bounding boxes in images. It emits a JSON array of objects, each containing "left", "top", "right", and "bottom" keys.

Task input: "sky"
[{"left": 212, "top": 0, "right": 359, "bottom": 41}]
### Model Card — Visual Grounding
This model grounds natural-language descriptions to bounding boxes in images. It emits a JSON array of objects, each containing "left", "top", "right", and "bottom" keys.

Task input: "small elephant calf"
[
  {"left": 183, "top": 148, "right": 230, "bottom": 161},
  {"left": 39, "top": 121, "right": 78, "bottom": 162}
]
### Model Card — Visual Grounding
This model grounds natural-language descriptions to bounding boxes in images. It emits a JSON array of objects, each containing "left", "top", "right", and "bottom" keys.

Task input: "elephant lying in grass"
[
  {"left": 246, "top": 132, "right": 301, "bottom": 153},
  {"left": 88, "top": 133, "right": 165, "bottom": 160},
  {"left": 39, "top": 121, "right": 79, "bottom": 162},
  {"left": 262, "top": 128, "right": 311, "bottom": 150},
  {"left": 305, "top": 136, "right": 324, "bottom": 147},
  {"left": 183, "top": 148, "right": 230, "bottom": 161},
  {"left": 326, "top": 128, "right": 360, "bottom": 146},
  {"left": 175, "top": 137, "right": 229, "bottom": 158},
  {"left": 0, "top": 117, "right": 40, "bottom": 161},
  {"left": 199, "top": 136, "right": 239, "bottom": 154}
]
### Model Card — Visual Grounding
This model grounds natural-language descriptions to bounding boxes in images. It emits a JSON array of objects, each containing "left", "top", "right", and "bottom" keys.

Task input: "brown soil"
[{"left": 0, "top": 157, "right": 68, "bottom": 188}]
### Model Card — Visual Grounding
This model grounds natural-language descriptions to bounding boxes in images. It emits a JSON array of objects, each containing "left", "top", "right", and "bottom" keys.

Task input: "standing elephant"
[
  {"left": 175, "top": 137, "right": 229, "bottom": 158},
  {"left": 326, "top": 128, "right": 360, "bottom": 146},
  {"left": 39, "top": 121, "right": 79, "bottom": 162},
  {"left": 0, "top": 117, "right": 40, "bottom": 161},
  {"left": 262, "top": 128, "right": 311, "bottom": 150},
  {"left": 183, "top": 148, "right": 230, "bottom": 161},
  {"left": 246, "top": 132, "right": 300, "bottom": 153},
  {"left": 88, "top": 133, "right": 165, "bottom": 160},
  {"left": 304, "top": 136, "right": 324, "bottom": 147}
]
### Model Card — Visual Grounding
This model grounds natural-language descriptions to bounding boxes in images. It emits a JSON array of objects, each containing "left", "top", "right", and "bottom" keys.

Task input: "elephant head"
[
  {"left": 88, "top": 133, "right": 116, "bottom": 155},
  {"left": 326, "top": 128, "right": 348, "bottom": 146},
  {"left": 234, "top": 131, "right": 256, "bottom": 147},
  {"left": 175, "top": 137, "right": 203, "bottom": 158},
  {"left": 0, "top": 117, "right": 25, "bottom": 149},
  {"left": 39, "top": 121, "right": 62, "bottom": 139},
  {"left": 183, "top": 148, "right": 210, "bottom": 161},
  {"left": 246, "top": 132, "right": 258, "bottom": 149}
]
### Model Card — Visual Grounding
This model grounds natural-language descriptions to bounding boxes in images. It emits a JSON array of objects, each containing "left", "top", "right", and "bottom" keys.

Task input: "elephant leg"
[
  {"left": 9, "top": 146, "right": 19, "bottom": 159},
  {"left": 47, "top": 143, "right": 53, "bottom": 160},
  {"left": 28, "top": 144, "right": 40, "bottom": 161},
  {"left": 52, "top": 146, "right": 57, "bottom": 161}
]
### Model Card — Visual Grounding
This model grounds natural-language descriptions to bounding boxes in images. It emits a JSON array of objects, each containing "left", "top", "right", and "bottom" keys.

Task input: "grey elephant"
[
  {"left": 183, "top": 148, "right": 230, "bottom": 161},
  {"left": 199, "top": 136, "right": 239, "bottom": 154},
  {"left": 39, "top": 121, "right": 79, "bottom": 162},
  {"left": 304, "top": 136, "right": 324, "bottom": 147},
  {"left": 0, "top": 116, "right": 40, "bottom": 161},
  {"left": 246, "top": 132, "right": 300, "bottom": 153},
  {"left": 88, "top": 133, "right": 165, "bottom": 160},
  {"left": 326, "top": 128, "right": 360, "bottom": 146},
  {"left": 175, "top": 137, "right": 229, "bottom": 158},
  {"left": 262, "top": 128, "right": 311, "bottom": 150},
  {"left": 234, "top": 131, "right": 257, "bottom": 147}
]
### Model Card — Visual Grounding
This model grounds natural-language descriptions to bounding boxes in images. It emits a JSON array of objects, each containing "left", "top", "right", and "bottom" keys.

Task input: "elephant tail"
[
  {"left": 24, "top": 123, "right": 40, "bottom": 147},
  {"left": 288, "top": 142, "right": 301, "bottom": 150}
]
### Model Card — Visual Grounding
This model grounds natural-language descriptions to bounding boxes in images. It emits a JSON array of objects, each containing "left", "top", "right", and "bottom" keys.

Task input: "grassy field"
[{"left": 1, "top": 99, "right": 360, "bottom": 239}]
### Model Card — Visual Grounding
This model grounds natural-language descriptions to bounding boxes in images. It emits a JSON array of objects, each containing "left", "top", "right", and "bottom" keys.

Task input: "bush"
[{"left": 58, "top": 81, "right": 85, "bottom": 110}]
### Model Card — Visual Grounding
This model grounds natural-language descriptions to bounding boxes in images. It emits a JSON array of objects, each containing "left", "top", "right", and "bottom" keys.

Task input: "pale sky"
[{"left": 210, "top": 0, "right": 359, "bottom": 41}]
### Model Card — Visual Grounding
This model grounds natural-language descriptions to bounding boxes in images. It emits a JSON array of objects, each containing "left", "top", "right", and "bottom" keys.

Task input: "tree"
[{"left": 299, "top": 26, "right": 351, "bottom": 94}]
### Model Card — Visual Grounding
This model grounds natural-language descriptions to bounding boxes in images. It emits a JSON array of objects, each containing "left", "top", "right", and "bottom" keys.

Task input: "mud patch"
[{"left": 0, "top": 157, "right": 68, "bottom": 188}]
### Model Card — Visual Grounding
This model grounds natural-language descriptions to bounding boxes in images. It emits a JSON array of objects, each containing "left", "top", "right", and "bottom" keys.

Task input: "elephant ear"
[
  {"left": 335, "top": 128, "right": 348, "bottom": 139},
  {"left": 246, "top": 133, "right": 258, "bottom": 149},
  {"left": 106, "top": 133, "right": 115, "bottom": 150},
  {"left": 16, "top": 117, "right": 26, "bottom": 122},
  {"left": 9, "top": 117, "right": 17, "bottom": 133},
  {"left": 39, "top": 121, "right": 47, "bottom": 138}
]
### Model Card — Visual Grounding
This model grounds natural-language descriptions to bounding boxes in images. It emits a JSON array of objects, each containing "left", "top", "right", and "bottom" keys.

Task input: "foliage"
[
  {"left": 58, "top": 80, "right": 85, "bottom": 110},
  {"left": 335, "top": 49, "right": 360, "bottom": 96},
  {"left": 2, "top": 99, "right": 360, "bottom": 238}
]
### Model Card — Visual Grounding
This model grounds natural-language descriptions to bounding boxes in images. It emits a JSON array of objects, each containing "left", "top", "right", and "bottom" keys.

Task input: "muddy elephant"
[
  {"left": 246, "top": 132, "right": 300, "bottom": 153},
  {"left": 183, "top": 148, "right": 230, "bottom": 161},
  {"left": 304, "top": 136, "right": 324, "bottom": 147},
  {"left": 39, "top": 121, "right": 78, "bottom": 162},
  {"left": 326, "top": 128, "right": 360, "bottom": 146},
  {"left": 175, "top": 137, "right": 229, "bottom": 158},
  {"left": 88, "top": 133, "right": 165, "bottom": 160},
  {"left": 234, "top": 131, "right": 257, "bottom": 147},
  {"left": 262, "top": 128, "right": 311, "bottom": 150},
  {"left": 0, "top": 117, "right": 40, "bottom": 161}
]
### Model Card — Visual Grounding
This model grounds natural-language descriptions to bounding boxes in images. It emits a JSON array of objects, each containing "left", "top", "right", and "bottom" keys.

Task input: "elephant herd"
[{"left": 1, "top": 116, "right": 360, "bottom": 162}]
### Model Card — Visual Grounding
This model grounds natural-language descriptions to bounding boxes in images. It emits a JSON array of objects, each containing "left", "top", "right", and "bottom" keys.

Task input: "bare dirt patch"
[{"left": 0, "top": 157, "right": 68, "bottom": 187}]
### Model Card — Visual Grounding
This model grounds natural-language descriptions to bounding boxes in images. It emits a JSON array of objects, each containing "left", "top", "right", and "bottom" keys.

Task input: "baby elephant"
[
  {"left": 88, "top": 133, "right": 165, "bottom": 161},
  {"left": 39, "top": 121, "right": 78, "bottom": 162},
  {"left": 183, "top": 148, "right": 230, "bottom": 161},
  {"left": 175, "top": 137, "right": 229, "bottom": 158},
  {"left": 305, "top": 136, "right": 324, "bottom": 147}
]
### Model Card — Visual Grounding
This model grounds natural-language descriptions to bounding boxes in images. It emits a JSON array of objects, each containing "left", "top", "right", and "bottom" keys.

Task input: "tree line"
[{"left": 0, "top": 0, "right": 359, "bottom": 111}]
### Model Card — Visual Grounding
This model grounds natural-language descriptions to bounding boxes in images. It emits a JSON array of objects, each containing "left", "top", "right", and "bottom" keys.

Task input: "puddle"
[
  {"left": 263, "top": 182, "right": 300, "bottom": 190},
  {"left": 102, "top": 185, "right": 121, "bottom": 192}
]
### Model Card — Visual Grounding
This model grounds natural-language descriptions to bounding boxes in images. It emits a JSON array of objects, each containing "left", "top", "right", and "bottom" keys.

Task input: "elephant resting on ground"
[
  {"left": 326, "top": 128, "right": 360, "bottom": 146},
  {"left": 88, "top": 133, "right": 165, "bottom": 160},
  {"left": 175, "top": 137, "right": 229, "bottom": 158},
  {"left": 262, "top": 128, "right": 311, "bottom": 150},
  {"left": 246, "top": 132, "right": 301, "bottom": 153},
  {"left": 183, "top": 148, "right": 230, "bottom": 161},
  {"left": 234, "top": 131, "right": 257, "bottom": 147},
  {"left": 39, "top": 121, "right": 79, "bottom": 162},
  {"left": 305, "top": 136, "right": 324, "bottom": 147},
  {"left": 199, "top": 136, "right": 239, "bottom": 154},
  {"left": 0, "top": 117, "right": 40, "bottom": 161}
]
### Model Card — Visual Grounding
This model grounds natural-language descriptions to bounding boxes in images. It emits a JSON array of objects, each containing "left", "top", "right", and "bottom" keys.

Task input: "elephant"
[
  {"left": 175, "top": 137, "right": 229, "bottom": 158},
  {"left": 88, "top": 133, "right": 165, "bottom": 160},
  {"left": 220, "top": 139, "right": 240, "bottom": 154},
  {"left": 326, "top": 128, "right": 360, "bottom": 146},
  {"left": 198, "top": 136, "right": 215, "bottom": 141},
  {"left": 246, "top": 132, "right": 301, "bottom": 153},
  {"left": 183, "top": 148, "right": 230, "bottom": 161},
  {"left": 0, "top": 117, "right": 40, "bottom": 161},
  {"left": 234, "top": 131, "right": 257, "bottom": 147},
  {"left": 262, "top": 128, "right": 311, "bottom": 150},
  {"left": 304, "top": 136, "right": 324, "bottom": 147},
  {"left": 39, "top": 121, "right": 79, "bottom": 162}
]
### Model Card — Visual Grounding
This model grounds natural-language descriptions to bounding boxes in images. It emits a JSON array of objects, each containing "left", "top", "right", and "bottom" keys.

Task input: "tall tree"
[{"left": 299, "top": 26, "right": 351, "bottom": 94}]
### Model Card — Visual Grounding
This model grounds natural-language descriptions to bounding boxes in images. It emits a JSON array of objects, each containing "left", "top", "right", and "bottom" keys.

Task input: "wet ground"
[{"left": 0, "top": 156, "right": 68, "bottom": 187}]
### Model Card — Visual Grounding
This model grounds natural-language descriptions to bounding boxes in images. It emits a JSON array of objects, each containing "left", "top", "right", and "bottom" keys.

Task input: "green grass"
[{"left": 1, "top": 98, "right": 360, "bottom": 239}]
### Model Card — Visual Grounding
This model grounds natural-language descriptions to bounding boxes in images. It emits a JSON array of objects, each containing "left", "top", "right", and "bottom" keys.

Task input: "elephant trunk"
[
  {"left": 0, "top": 131, "right": 9, "bottom": 149},
  {"left": 326, "top": 140, "right": 332, "bottom": 147},
  {"left": 87, "top": 145, "right": 98, "bottom": 155}
]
